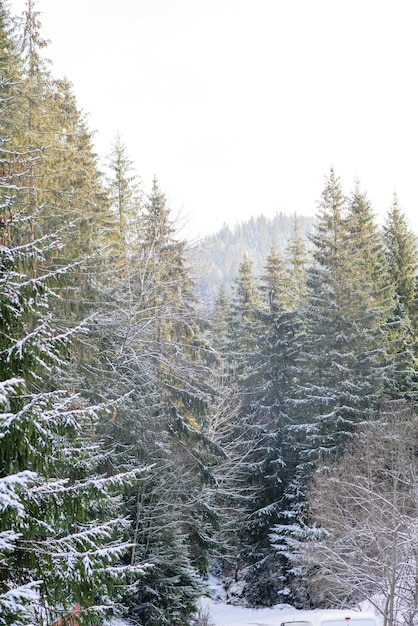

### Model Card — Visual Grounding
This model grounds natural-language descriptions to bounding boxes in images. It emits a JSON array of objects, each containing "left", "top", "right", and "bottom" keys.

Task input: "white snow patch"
[
  {"left": 200, "top": 577, "right": 383, "bottom": 626},
  {"left": 200, "top": 600, "right": 384, "bottom": 626},
  {"left": 200, "top": 596, "right": 296, "bottom": 626}
]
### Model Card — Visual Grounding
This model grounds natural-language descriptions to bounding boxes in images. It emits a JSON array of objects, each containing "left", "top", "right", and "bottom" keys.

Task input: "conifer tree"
[
  {"left": 224, "top": 255, "right": 261, "bottom": 381},
  {"left": 383, "top": 195, "right": 418, "bottom": 325},
  {"left": 0, "top": 0, "right": 22, "bottom": 135},
  {"left": 8, "top": 0, "right": 107, "bottom": 267},
  {"left": 293, "top": 173, "right": 390, "bottom": 462},
  {"left": 0, "top": 15, "right": 148, "bottom": 618},
  {"left": 284, "top": 218, "right": 309, "bottom": 310},
  {"left": 0, "top": 148, "right": 146, "bottom": 625},
  {"left": 274, "top": 174, "right": 411, "bottom": 605},
  {"left": 215, "top": 255, "right": 285, "bottom": 604},
  {"left": 291, "top": 169, "right": 351, "bottom": 462},
  {"left": 87, "top": 172, "right": 219, "bottom": 623},
  {"left": 235, "top": 246, "right": 302, "bottom": 606},
  {"left": 211, "top": 285, "right": 230, "bottom": 351},
  {"left": 106, "top": 132, "right": 142, "bottom": 249},
  {"left": 95, "top": 132, "right": 142, "bottom": 289},
  {"left": 382, "top": 196, "right": 418, "bottom": 399}
]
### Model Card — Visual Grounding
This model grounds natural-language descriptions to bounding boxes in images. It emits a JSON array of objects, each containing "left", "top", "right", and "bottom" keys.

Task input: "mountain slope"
[{"left": 189, "top": 213, "right": 313, "bottom": 306}]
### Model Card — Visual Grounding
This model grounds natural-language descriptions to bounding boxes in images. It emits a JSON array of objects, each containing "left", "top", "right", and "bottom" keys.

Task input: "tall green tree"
[
  {"left": 235, "top": 246, "right": 303, "bottom": 606},
  {"left": 106, "top": 132, "right": 142, "bottom": 251},
  {"left": 211, "top": 285, "right": 230, "bottom": 352},
  {"left": 0, "top": 154, "right": 145, "bottom": 626},
  {"left": 0, "top": 0, "right": 22, "bottom": 140},
  {"left": 380, "top": 196, "right": 418, "bottom": 400},
  {"left": 284, "top": 217, "right": 309, "bottom": 310},
  {"left": 8, "top": 0, "right": 107, "bottom": 268},
  {"left": 383, "top": 195, "right": 418, "bottom": 325},
  {"left": 0, "top": 12, "right": 149, "bottom": 621},
  {"left": 224, "top": 255, "right": 261, "bottom": 381},
  {"left": 215, "top": 255, "right": 285, "bottom": 604},
  {"left": 293, "top": 173, "right": 390, "bottom": 462},
  {"left": 87, "top": 173, "right": 219, "bottom": 624},
  {"left": 275, "top": 174, "right": 411, "bottom": 606}
]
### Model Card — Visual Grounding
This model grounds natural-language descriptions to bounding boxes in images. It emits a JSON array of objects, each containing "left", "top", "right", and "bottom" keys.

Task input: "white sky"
[{"left": 9, "top": 0, "right": 418, "bottom": 239}]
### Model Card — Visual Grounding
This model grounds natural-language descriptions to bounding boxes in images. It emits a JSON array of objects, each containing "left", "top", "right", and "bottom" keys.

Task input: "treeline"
[{"left": 1, "top": 2, "right": 418, "bottom": 626}]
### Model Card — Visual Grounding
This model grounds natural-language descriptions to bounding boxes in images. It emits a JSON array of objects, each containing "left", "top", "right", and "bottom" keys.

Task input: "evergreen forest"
[
  {"left": 189, "top": 213, "right": 313, "bottom": 306},
  {"left": 1, "top": 2, "right": 418, "bottom": 626}
]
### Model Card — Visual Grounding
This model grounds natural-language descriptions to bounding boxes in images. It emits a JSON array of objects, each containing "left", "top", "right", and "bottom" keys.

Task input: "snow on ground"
[
  {"left": 200, "top": 596, "right": 296, "bottom": 626},
  {"left": 200, "top": 576, "right": 383, "bottom": 626},
  {"left": 201, "top": 599, "right": 384, "bottom": 626},
  {"left": 200, "top": 576, "right": 294, "bottom": 626},
  {"left": 200, "top": 575, "right": 299, "bottom": 626}
]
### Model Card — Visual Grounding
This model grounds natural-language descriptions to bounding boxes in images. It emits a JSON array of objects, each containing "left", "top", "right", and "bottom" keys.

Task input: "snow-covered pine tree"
[
  {"left": 224, "top": 254, "right": 261, "bottom": 380},
  {"left": 284, "top": 217, "right": 309, "bottom": 311},
  {"left": 214, "top": 255, "right": 277, "bottom": 604},
  {"left": 105, "top": 132, "right": 142, "bottom": 254},
  {"left": 381, "top": 197, "right": 418, "bottom": 400},
  {"left": 86, "top": 166, "right": 220, "bottom": 624},
  {"left": 384, "top": 194, "right": 418, "bottom": 323},
  {"left": 233, "top": 245, "right": 303, "bottom": 606},
  {"left": 273, "top": 174, "right": 411, "bottom": 605},
  {"left": 0, "top": 189, "right": 149, "bottom": 625},
  {"left": 291, "top": 173, "right": 390, "bottom": 465},
  {"left": 211, "top": 285, "right": 231, "bottom": 352}
]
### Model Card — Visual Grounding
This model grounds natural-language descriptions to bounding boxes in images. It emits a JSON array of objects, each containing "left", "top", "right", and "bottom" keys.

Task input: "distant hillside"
[{"left": 189, "top": 212, "right": 314, "bottom": 306}]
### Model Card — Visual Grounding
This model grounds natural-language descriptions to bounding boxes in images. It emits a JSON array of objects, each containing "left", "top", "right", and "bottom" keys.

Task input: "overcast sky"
[{"left": 9, "top": 0, "right": 418, "bottom": 238}]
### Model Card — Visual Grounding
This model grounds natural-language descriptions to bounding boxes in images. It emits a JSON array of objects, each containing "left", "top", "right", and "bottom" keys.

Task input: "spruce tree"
[
  {"left": 0, "top": 0, "right": 22, "bottom": 135},
  {"left": 238, "top": 246, "right": 302, "bottom": 606},
  {"left": 88, "top": 172, "right": 219, "bottom": 624},
  {"left": 382, "top": 196, "right": 418, "bottom": 399},
  {"left": 106, "top": 132, "right": 142, "bottom": 250},
  {"left": 275, "top": 174, "right": 409, "bottom": 605},
  {"left": 383, "top": 195, "right": 418, "bottom": 324},
  {"left": 0, "top": 151, "right": 145, "bottom": 626},
  {"left": 291, "top": 169, "right": 352, "bottom": 462},
  {"left": 217, "top": 255, "right": 282, "bottom": 604},
  {"left": 224, "top": 255, "right": 261, "bottom": 381},
  {"left": 284, "top": 217, "right": 309, "bottom": 311},
  {"left": 211, "top": 285, "right": 230, "bottom": 351},
  {"left": 8, "top": 0, "right": 107, "bottom": 267},
  {"left": 0, "top": 15, "right": 147, "bottom": 619},
  {"left": 293, "top": 173, "right": 390, "bottom": 462}
]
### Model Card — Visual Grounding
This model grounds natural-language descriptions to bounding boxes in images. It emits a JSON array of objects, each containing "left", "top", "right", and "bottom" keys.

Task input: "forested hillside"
[
  {"left": 189, "top": 213, "right": 313, "bottom": 306},
  {"left": 1, "top": 3, "right": 418, "bottom": 626}
]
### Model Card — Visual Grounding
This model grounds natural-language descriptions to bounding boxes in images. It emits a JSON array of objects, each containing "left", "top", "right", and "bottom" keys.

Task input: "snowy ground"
[
  {"left": 200, "top": 599, "right": 385, "bottom": 626},
  {"left": 199, "top": 576, "right": 382, "bottom": 626},
  {"left": 200, "top": 596, "right": 297, "bottom": 626},
  {"left": 199, "top": 576, "right": 300, "bottom": 626},
  {"left": 200, "top": 576, "right": 294, "bottom": 626}
]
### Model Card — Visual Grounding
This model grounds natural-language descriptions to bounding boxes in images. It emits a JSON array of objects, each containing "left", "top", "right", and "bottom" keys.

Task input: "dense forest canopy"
[{"left": 1, "top": 2, "right": 418, "bottom": 626}]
